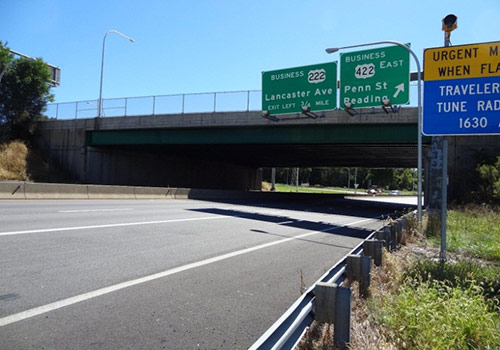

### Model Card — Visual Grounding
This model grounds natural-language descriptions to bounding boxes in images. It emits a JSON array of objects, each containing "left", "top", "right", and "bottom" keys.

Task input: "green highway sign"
[
  {"left": 262, "top": 62, "right": 337, "bottom": 115},
  {"left": 340, "top": 45, "right": 410, "bottom": 108}
]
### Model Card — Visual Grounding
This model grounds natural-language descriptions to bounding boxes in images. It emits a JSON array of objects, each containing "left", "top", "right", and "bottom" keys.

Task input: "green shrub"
[{"left": 474, "top": 156, "right": 500, "bottom": 204}]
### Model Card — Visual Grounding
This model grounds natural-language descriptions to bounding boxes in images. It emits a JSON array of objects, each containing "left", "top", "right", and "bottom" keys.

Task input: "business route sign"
[
  {"left": 340, "top": 45, "right": 410, "bottom": 108},
  {"left": 262, "top": 62, "right": 337, "bottom": 115},
  {"left": 423, "top": 41, "right": 500, "bottom": 135}
]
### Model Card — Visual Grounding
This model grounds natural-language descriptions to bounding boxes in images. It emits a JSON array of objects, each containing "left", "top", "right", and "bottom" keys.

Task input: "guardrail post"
[
  {"left": 315, "top": 282, "right": 336, "bottom": 324},
  {"left": 396, "top": 219, "right": 403, "bottom": 243},
  {"left": 334, "top": 286, "right": 351, "bottom": 350},
  {"left": 402, "top": 216, "right": 408, "bottom": 231},
  {"left": 363, "top": 240, "right": 383, "bottom": 267},
  {"left": 314, "top": 283, "right": 351, "bottom": 350},
  {"left": 346, "top": 255, "right": 371, "bottom": 298},
  {"left": 346, "top": 255, "right": 360, "bottom": 281},
  {"left": 376, "top": 227, "right": 391, "bottom": 250},
  {"left": 359, "top": 256, "right": 371, "bottom": 298},
  {"left": 390, "top": 223, "right": 398, "bottom": 251}
]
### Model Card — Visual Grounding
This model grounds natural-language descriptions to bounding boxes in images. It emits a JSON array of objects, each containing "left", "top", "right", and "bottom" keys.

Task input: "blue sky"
[{"left": 2, "top": 0, "right": 500, "bottom": 104}]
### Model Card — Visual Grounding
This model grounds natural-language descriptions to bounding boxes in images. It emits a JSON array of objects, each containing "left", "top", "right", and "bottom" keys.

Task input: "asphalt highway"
[{"left": 0, "top": 198, "right": 411, "bottom": 349}]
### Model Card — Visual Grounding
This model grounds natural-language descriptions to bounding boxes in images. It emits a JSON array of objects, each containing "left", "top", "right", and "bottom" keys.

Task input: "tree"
[
  {"left": 299, "top": 167, "right": 312, "bottom": 184},
  {"left": 309, "top": 168, "right": 326, "bottom": 186},
  {"left": 0, "top": 43, "right": 13, "bottom": 84},
  {"left": 396, "top": 168, "right": 416, "bottom": 191},
  {"left": 366, "top": 169, "right": 396, "bottom": 189},
  {"left": 476, "top": 156, "right": 500, "bottom": 204},
  {"left": 0, "top": 42, "right": 54, "bottom": 142}
]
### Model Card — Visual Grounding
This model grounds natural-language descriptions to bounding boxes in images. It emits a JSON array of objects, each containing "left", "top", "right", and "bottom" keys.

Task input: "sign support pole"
[
  {"left": 440, "top": 138, "right": 448, "bottom": 261},
  {"left": 439, "top": 20, "right": 454, "bottom": 262}
]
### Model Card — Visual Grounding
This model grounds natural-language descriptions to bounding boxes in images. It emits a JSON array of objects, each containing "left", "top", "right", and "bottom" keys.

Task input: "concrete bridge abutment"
[{"left": 34, "top": 118, "right": 263, "bottom": 191}]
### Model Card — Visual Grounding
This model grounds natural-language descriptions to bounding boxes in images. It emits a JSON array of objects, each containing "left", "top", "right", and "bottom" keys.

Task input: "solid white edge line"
[{"left": 0, "top": 217, "right": 377, "bottom": 327}]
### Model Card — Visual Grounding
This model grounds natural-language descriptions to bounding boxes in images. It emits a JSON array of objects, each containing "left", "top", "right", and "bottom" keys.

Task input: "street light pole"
[
  {"left": 97, "top": 30, "right": 135, "bottom": 118},
  {"left": 326, "top": 41, "right": 423, "bottom": 226}
]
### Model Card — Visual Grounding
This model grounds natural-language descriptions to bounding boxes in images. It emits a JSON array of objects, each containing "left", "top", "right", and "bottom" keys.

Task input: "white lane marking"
[
  {"left": 0, "top": 217, "right": 378, "bottom": 327},
  {"left": 0, "top": 216, "right": 232, "bottom": 237},
  {"left": 58, "top": 208, "right": 133, "bottom": 213}
]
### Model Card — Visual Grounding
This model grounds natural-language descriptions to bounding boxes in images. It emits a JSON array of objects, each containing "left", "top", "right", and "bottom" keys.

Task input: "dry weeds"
[
  {"left": 0, "top": 141, "right": 28, "bottom": 180},
  {"left": 261, "top": 181, "right": 272, "bottom": 191}
]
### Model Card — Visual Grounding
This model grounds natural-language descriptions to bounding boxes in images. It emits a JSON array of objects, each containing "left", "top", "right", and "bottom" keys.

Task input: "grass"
[
  {"left": 372, "top": 278, "right": 500, "bottom": 350},
  {"left": 403, "top": 259, "right": 500, "bottom": 306},
  {"left": 428, "top": 206, "right": 500, "bottom": 261},
  {"left": 447, "top": 207, "right": 500, "bottom": 261},
  {"left": 273, "top": 183, "right": 363, "bottom": 194},
  {"left": 367, "top": 206, "right": 500, "bottom": 350},
  {"left": 271, "top": 183, "right": 418, "bottom": 196}
]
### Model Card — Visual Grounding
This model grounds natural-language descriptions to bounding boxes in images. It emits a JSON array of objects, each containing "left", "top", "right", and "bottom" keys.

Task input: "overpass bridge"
[
  {"left": 86, "top": 108, "right": 422, "bottom": 169},
  {"left": 37, "top": 92, "right": 500, "bottom": 202}
]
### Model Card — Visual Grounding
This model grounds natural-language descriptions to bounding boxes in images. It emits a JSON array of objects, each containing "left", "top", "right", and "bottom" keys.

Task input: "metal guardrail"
[
  {"left": 249, "top": 228, "right": 378, "bottom": 350},
  {"left": 45, "top": 90, "right": 262, "bottom": 120}
]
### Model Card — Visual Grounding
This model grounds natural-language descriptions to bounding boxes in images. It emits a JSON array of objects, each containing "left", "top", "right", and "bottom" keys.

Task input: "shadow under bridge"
[{"left": 87, "top": 123, "right": 428, "bottom": 168}]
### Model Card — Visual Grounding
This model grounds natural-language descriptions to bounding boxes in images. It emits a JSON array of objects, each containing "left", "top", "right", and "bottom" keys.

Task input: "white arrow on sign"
[{"left": 393, "top": 83, "right": 405, "bottom": 99}]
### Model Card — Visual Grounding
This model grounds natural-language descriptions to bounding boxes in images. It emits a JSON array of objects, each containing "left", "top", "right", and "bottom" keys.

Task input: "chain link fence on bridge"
[
  {"left": 45, "top": 81, "right": 421, "bottom": 120},
  {"left": 45, "top": 90, "right": 262, "bottom": 120}
]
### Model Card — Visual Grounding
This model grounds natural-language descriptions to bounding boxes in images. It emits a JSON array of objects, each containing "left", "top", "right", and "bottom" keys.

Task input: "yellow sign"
[{"left": 424, "top": 41, "right": 500, "bottom": 81}]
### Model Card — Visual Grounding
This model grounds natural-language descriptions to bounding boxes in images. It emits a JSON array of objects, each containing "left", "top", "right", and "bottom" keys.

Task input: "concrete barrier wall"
[
  {"left": 0, "top": 182, "right": 177, "bottom": 200},
  {"left": 87, "top": 185, "right": 136, "bottom": 199},
  {"left": 0, "top": 181, "right": 26, "bottom": 199},
  {"left": 0, "top": 182, "right": 257, "bottom": 201},
  {"left": 134, "top": 186, "right": 175, "bottom": 199},
  {"left": 1, "top": 181, "right": 350, "bottom": 202},
  {"left": 24, "top": 182, "right": 89, "bottom": 200}
]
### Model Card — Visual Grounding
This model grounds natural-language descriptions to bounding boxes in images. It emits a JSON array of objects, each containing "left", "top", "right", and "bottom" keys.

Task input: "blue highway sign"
[{"left": 423, "top": 41, "right": 500, "bottom": 135}]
